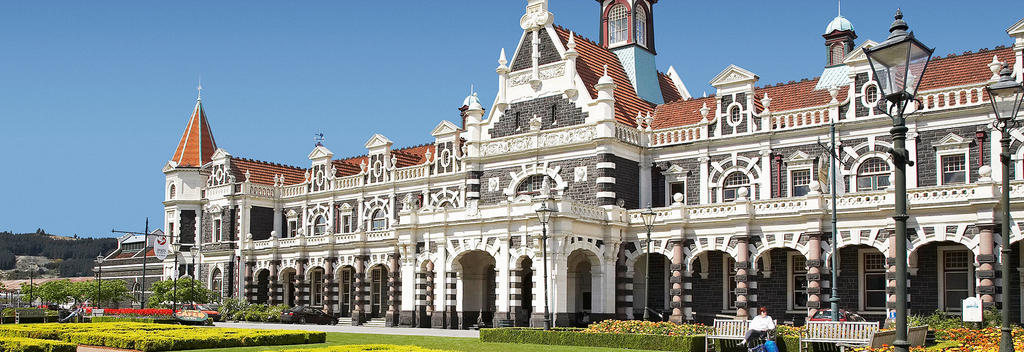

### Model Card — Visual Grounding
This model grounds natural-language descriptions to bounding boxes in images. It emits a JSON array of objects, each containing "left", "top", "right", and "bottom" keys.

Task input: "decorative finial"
[
  {"left": 603, "top": 65, "right": 609, "bottom": 77},
  {"left": 499, "top": 48, "right": 508, "bottom": 66},
  {"left": 197, "top": 77, "right": 203, "bottom": 101},
  {"left": 887, "top": 8, "right": 909, "bottom": 40},
  {"left": 567, "top": 31, "right": 576, "bottom": 50}
]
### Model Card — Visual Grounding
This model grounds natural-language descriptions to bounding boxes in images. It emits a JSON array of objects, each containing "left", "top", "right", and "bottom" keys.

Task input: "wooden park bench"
[
  {"left": 800, "top": 321, "right": 880, "bottom": 352},
  {"left": 14, "top": 308, "right": 48, "bottom": 324},
  {"left": 867, "top": 325, "right": 928, "bottom": 348},
  {"left": 705, "top": 319, "right": 748, "bottom": 352}
]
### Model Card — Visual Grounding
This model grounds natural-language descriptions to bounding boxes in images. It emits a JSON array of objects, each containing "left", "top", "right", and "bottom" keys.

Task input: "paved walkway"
[{"left": 210, "top": 321, "right": 480, "bottom": 338}]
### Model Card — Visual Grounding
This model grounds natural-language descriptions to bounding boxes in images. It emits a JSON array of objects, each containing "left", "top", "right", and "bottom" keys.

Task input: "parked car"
[
  {"left": 280, "top": 306, "right": 337, "bottom": 325},
  {"left": 808, "top": 309, "right": 867, "bottom": 322},
  {"left": 180, "top": 304, "right": 221, "bottom": 321}
]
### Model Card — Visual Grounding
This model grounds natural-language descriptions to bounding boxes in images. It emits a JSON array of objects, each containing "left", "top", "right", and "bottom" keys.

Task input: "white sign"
[
  {"left": 153, "top": 235, "right": 169, "bottom": 260},
  {"left": 962, "top": 296, "right": 983, "bottom": 322}
]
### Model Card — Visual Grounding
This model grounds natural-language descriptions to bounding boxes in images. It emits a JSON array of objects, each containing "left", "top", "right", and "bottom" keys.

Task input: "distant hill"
[{"left": 0, "top": 230, "right": 118, "bottom": 279}]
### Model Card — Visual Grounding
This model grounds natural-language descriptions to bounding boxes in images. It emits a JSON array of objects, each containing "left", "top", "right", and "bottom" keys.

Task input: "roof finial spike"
[
  {"left": 499, "top": 48, "right": 508, "bottom": 65},
  {"left": 197, "top": 76, "right": 203, "bottom": 101},
  {"left": 567, "top": 31, "right": 576, "bottom": 49},
  {"left": 838, "top": 0, "right": 841, "bottom": 17},
  {"left": 603, "top": 65, "right": 609, "bottom": 77}
]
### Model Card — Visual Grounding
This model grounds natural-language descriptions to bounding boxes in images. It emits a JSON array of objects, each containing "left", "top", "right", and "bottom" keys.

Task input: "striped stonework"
[
  {"left": 616, "top": 249, "right": 633, "bottom": 319},
  {"left": 446, "top": 272, "right": 457, "bottom": 328}
]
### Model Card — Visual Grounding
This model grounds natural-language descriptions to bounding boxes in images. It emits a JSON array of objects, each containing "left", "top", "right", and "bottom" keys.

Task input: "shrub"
[
  {"left": 582, "top": 320, "right": 711, "bottom": 336},
  {"left": 284, "top": 345, "right": 453, "bottom": 352},
  {"left": 0, "top": 337, "right": 76, "bottom": 352},
  {"left": 480, "top": 328, "right": 704, "bottom": 351}
]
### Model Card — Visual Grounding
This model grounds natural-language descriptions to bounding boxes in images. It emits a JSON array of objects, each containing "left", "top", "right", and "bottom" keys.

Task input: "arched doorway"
[
  {"left": 280, "top": 268, "right": 296, "bottom": 307},
  {"left": 337, "top": 266, "right": 355, "bottom": 317},
  {"left": 755, "top": 248, "right": 807, "bottom": 324},
  {"left": 255, "top": 269, "right": 270, "bottom": 304},
  {"left": 689, "top": 250, "right": 730, "bottom": 324},
  {"left": 210, "top": 268, "right": 223, "bottom": 298},
  {"left": 910, "top": 241, "right": 975, "bottom": 315},
  {"left": 368, "top": 265, "right": 388, "bottom": 318},
  {"left": 634, "top": 252, "right": 671, "bottom": 321},
  {"left": 515, "top": 257, "right": 534, "bottom": 327},
  {"left": 457, "top": 250, "right": 496, "bottom": 329},
  {"left": 566, "top": 249, "right": 600, "bottom": 327}
]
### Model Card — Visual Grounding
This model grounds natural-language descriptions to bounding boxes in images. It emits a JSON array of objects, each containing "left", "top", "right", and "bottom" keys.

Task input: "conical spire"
[{"left": 170, "top": 92, "right": 217, "bottom": 167}]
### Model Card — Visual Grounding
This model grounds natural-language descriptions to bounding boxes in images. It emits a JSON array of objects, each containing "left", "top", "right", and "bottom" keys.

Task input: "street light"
[
  {"left": 190, "top": 245, "right": 200, "bottom": 307},
  {"left": 640, "top": 206, "right": 657, "bottom": 321},
  {"left": 172, "top": 242, "right": 182, "bottom": 314},
  {"left": 986, "top": 64, "right": 1023, "bottom": 352},
  {"left": 27, "top": 263, "right": 36, "bottom": 308},
  {"left": 534, "top": 201, "right": 556, "bottom": 330},
  {"left": 96, "top": 255, "right": 104, "bottom": 308},
  {"left": 863, "top": 9, "right": 933, "bottom": 352}
]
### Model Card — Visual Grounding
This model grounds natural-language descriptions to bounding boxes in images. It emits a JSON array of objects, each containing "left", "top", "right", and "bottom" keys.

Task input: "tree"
[
  {"left": 37, "top": 279, "right": 84, "bottom": 306},
  {"left": 148, "top": 278, "right": 218, "bottom": 308},
  {"left": 82, "top": 280, "right": 133, "bottom": 307},
  {"left": 20, "top": 283, "right": 40, "bottom": 306}
]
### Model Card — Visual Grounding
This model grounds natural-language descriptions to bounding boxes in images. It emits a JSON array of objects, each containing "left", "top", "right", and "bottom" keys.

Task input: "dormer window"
[
  {"left": 634, "top": 6, "right": 647, "bottom": 47},
  {"left": 608, "top": 4, "right": 628, "bottom": 45}
]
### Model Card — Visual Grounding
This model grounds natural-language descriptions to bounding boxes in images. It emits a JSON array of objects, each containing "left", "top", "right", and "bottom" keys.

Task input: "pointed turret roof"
[{"left": 170, "top": 96, "right": 217, "bottom": 168}]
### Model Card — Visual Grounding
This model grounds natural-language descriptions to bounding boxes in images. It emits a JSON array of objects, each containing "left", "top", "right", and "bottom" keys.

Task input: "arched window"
[
  {"left": 169, "top": 184, "right": 176, "bottom": 199},
  {"left": 313, "top": 216, "right": 327, "bottom": 236},
  {"left": 722, "top": 172, "right": 749, "bottom": 202},
  {"left": 634, "top": 6, "right": 647, "bottom": 46},
  {"left": 608, "top": 4, "right": 628, "bottom": 45},
  {"left": 729, "top": 106, "right": 742, "bottom": 125},
  {"left": 370, "top": 209, "right": 387, "bottom": 231},
  {"left": 516, "top": 174, "right": 555, "bottom": 196},
  {"left": 856, "top": 157, "right": 891, "bottom": 191},
  {"left": 211, "top": 268, "right": 222, "bottom": 293}
]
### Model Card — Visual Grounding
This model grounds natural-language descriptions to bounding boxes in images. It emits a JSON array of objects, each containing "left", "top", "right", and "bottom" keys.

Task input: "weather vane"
[{"left": 314, "top": 131, "right": 326, "bottom": 146}]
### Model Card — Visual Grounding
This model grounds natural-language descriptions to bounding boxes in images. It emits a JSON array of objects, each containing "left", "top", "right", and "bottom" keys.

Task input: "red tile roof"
[
  {"left": 332, "top": 157, "right": 365, "bottom": 177},
  {"left": 553, "top": 25, "right": 656, "bottom": 126},
  {"left": 230, "top": 157, "right": 306, "bottom": 186},
  {"left": 392, "top": 143, "right": 435, "bottom": 168},
  {"left": 171, "top": 100, "right": 217, "bottom": 167},
  {"left": 658, "top": 72, "right": 684, "bottom": 103},
  {"left": 653, "top": 96, "right": 717, "bottom": 130},
  {"left": 753, "top": 78, "right": 841, "bottom": 113},
  {"left": 919, "top": 46, "right": 1015, "bottom": 91}
]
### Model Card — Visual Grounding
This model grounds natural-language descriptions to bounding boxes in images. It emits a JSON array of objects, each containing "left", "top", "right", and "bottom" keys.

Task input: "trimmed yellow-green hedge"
[
  {"left": 0, "top": 322, "right": 325, "bottom": 352},
  {"left": 480, "top": 328, "right": 704, "bottom": 351},
  {"left": 284, "top": 345, "right": 453, "bottom": 352},
  {"left": 0, "top": 337, "right": 77, "bottom": 352}
]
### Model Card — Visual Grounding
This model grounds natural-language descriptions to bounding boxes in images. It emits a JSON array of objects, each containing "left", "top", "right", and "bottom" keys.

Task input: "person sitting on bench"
[{"left": 743, "top": 307, "right": 776, "bottom": 348}]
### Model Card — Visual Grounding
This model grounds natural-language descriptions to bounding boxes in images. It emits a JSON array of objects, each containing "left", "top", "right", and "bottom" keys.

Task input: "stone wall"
[
  {"left": 510, "top": 30, "right": 561, "bottom": 72},
  {"left": 479, "top": 155, "right": 601, "bottom": 206},
  {"left": 915, "top": 125, "right": 986, "bottom": 187},
  {"left": 488, "top": 95, "right": 589, "bottom": 138},
  {"left": 691, "top": 251, "right": 726, "bottom": 324}
]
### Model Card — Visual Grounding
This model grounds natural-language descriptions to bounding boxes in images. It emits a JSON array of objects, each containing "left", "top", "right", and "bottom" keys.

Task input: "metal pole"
[
  {"left": 173, "top": 253, "right": 179, "bottom": 314},
  {"left": 507, "top": 232, "right": 512, "bottom": 322},
  {"left": 891, "top": 102, "right": 910, "bottom": 352},
  {"left": 97, "top": 260, "right": 102, "bottom": 308},
  {"left": 830, "top": 121, "right": 840, "bottom": 322},
  {"left": 192, "top": 249, "right": 197, "bottom": 306},
  {"left": 141, "top": 218, "right": 148, "bottom": 308},
  {"left": 1000, "top": 133, "right": 1013, "bottom": 352},
  {"left": 542, "top": 221, "right": 551, "bottom": 330},
  {"left": 643, "top": 229, "right": 651, "bottom": 321},
  {"left": 29, "top": 269, "right": 33, "bottom": 307}
]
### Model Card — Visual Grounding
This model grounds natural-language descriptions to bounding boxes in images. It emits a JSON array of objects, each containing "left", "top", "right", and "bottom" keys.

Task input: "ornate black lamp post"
[
  {"left": 96, "top": 255, "right": 104, "bottom": 307},
  {"left": 172, "top": 242, "right": 181, "bottom": 314},
  {"left": 986, "top": 64, "right": 1023, "bottom": 352},
  {"left": 190, "top": 245, "right": 200, "bottom": 306},
  {"left": 640, "top": 207, "right": 657, "bottom": 321},
  {"left": 534, "top": 202, "right": 556, "bottom": 330},
  {"left": 863, "top": 9, "right": 934, "bottom": 352}
]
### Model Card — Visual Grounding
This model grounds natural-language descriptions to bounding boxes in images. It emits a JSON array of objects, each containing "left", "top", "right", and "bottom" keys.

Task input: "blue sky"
[{"left": 1, "top": 1, "right": 1022, "bottom": 237}]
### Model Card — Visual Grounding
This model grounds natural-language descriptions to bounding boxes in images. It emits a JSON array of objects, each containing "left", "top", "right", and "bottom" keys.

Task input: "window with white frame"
[
  {"left": 941, "top": 154, "right": 967, "bottom": 185},
  {"left": 791, "top": 169, "right": 812, "bottom": 197},
  {"left": 607, "top": 4, "right": 628, "bottom": 45},
  {"left": 288, "top": 220, "right": 297, "bottom": 238},
  {"left": 634, "top": 6, "right": 647, "bottom": 46},
  {"left": 213, "top": 219, "right": 222, "bottom": 242},
  {"left": 790, "top": 253, "right": 808, "bottom": 309},
  {"left": 862, "top": 251, "right": 887, "bottom": 311},
  {"left": 516, "top": 174, "right": 555, "bottom": 196},
  {"left": 724, "top": 257, "right": 737, "bottom": 310},
  {"left": 941, "top": 249, "right": 971, "bottom": 311},
  {"left": 729, "top": 106, "right": 742, "bottom": 125},
  {"left": 341, "top": 214, "right": 353, "bottom": 233},
  {"left": 370, "top": 209, "right": 387, "bottom": 231},
  {"left": 211, "top": 268, "right": 222, "bottom": 292},
  {"left": 311, "top": 269, "right": 324, "bottom": 306},
  {"left": 169, "top": 184, "right": 176, "bottom": 199},
  {"left": 856, "top": 157, "right": 890, "bottom": 191},
  {"left": 722, "top": 172, "right": 749, "bottom": 202},
  {"left": 312, "top": 216, "right": 327, "bottom": 236},
  {"left": 668, "top": 181, "right": 685, "bottom": 205}
]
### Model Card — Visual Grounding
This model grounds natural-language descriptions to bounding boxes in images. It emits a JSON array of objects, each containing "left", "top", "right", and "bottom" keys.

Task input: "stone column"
[
  {"left": 351, "top": 256, "right": 365, "bottom": 325},
  {"left": 977, "top": 224, "right": 998, "bottom": 308},
  {"left": 244, "top": 261, "right": 255, "bottom": 303},
  {"left": 669, "top": 240, "right": 685, "bottom": 323},
  {"left": 615, "top": 247, "right": 632, "bottom": 320},
  {"left": 294, "top": 259, "right": 306, "bottom": 306},
  {"left": 386, "top": 254, "right": 400, "bottom": 326},
  {"left": 803, "top": 232, "right": 824, "bottom": 317},
  {"left": 734, "top": 236, "right": 751, "bottom": 319},
  {"left": 446, "top": 272, "right": 458, "bottom": 329},
  {"left": 269, "top": 260, "right": 281, "bottom": 305},
  {"left": 324, "top": 258, "right": 336, "bottom": 315},
  {"left": 273, "top": 208, "right": 282, "bottom": 238}
]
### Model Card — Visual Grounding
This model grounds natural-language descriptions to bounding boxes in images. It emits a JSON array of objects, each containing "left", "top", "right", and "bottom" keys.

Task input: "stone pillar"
[
  {"left": 669, "top": 240, "right": 685, "bottom": 323},
  {"left": 324, "top": 258, "right": 336, "bottom": 315},
  {"left": 269, "top": 260, "right": 281, "bottom": 305},
  {"left": 977, "top": 224, "right": 998, "bottom": 308},
  {"left": 294, "top": 259, "right": 306, "bottom": 306},
  {"left": 803, "top": 232, "right": 824, "bottom": 317},
  {"left": 615, "top": 246, "right": 632, "bottom": 320},
  {"left": 734, "top": 236, "right": 751, "bottom": 319},
  {"left": 273, "top": 208, "right": 282, "bottom": 238},
  {"left": 446, "top": 272, "right": 458, "bottom": 329},
  {"left": 244, "top": 261, "right": 255, "bottom": 303},
  {"left": 386, "top": 254, "right": 400, "bottom": 326},
  {"left": 351, "top": 256, "right": 365, "bottom": 325},
  {"left": 419, "top": 262, "right": 434, "bottom": 328}
]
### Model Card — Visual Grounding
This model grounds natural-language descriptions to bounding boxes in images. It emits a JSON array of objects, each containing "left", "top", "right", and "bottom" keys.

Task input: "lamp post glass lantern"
[
  {"left": 96, "top": 255, "right": 104, "bottom": 308},
  {"left": 640, "top": 207, "right": 656, "bottom": 321},
  {"left": 534, "top": 202, "right": 555, "bottom": 330},
  {"left": 863, "top": 9, "right": 933, "bottom": 352},
  {"left": 986, "top": 64, "right": 1022, "bottom": 352}
]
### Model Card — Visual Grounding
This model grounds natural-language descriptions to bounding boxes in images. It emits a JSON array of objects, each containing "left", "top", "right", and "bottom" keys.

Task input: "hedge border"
[
  {"left": 0, "top": 336, "right": 77, "bottom": 352},
  {"left": 0, "top": 323, "right": 326, "bottom": 352},
  {"left": 480, "top": 328, "right": 703, "bottom": 351}
]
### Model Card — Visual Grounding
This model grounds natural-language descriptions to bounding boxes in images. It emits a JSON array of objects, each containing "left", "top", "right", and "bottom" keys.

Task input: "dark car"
[
  {"left": 808, "top": 309, "right": 867, "bottom": 322},
  {"left": 280, "top": 306, "right": 337, "bottom": 325}
]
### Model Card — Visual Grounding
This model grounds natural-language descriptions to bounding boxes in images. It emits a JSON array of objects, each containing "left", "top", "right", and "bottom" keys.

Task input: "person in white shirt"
[{"left": 743, "top": 306, "right": 776, "bottom": 348}]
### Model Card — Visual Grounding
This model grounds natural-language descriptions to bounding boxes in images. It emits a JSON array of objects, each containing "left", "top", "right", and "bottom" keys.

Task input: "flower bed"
[
  {"left": 481, "top": 327, "right": 705, "bottom": 351},
  {"left": 582, "top": 320, "right": 711, "bottom": 336},
  {"left": 0, "top": 336, "right": 77, "bottom": 352},
  {"left": 0, "top": 322, "right": 325, "bottom": 352},
  {"left": 284, "top": 345, "right": 453, "bottom": 352}
]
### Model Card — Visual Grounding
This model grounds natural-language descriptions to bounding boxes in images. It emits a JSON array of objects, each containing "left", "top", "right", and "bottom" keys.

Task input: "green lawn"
[{"left": 193, "top": 332, "right": 661, "bottom": 352}]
